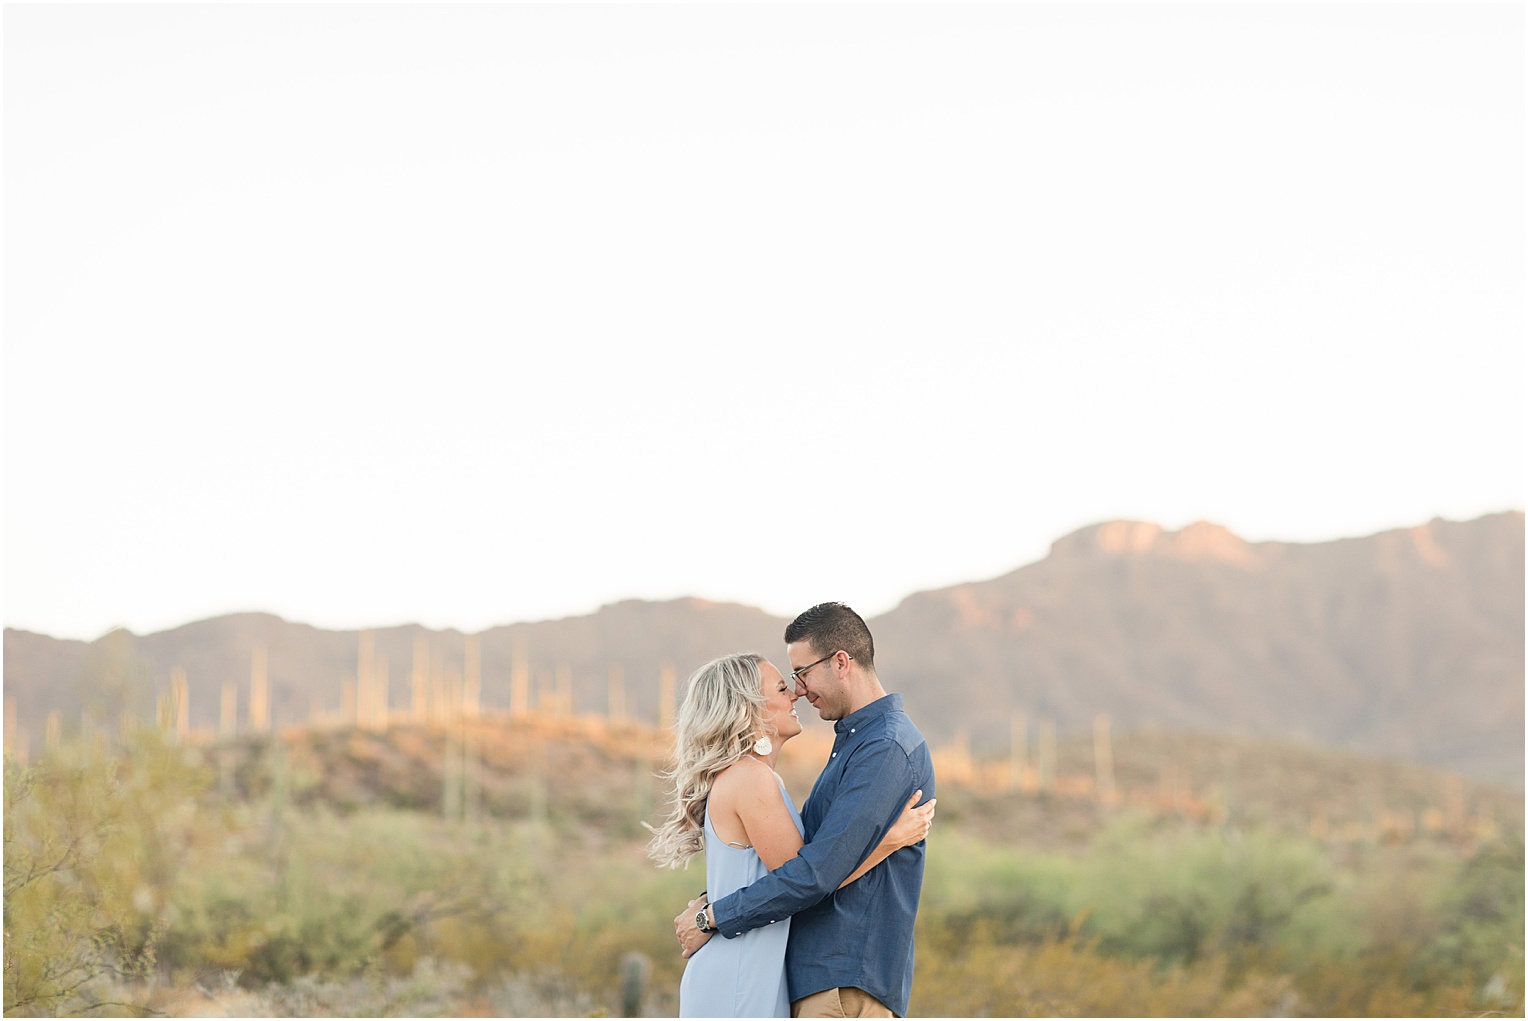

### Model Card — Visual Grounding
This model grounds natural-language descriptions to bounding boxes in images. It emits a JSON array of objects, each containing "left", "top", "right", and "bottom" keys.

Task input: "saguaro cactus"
[
  {"left": 1038, "top": 717, "right": 1057, "bottom": 791},
  {"left": 510, "top": 640, "right": 530, "bottom": 718},
  {"left": 555, "top": 665, "right": 573, "bottom": 717},
  {"left": 620, "top": 951, "right": 651, "bottom": 1017},
  {"left": 608, "top": 666, "right": 625, "bottom": 722},
  {"left": 412, "top": 636, "right": 429, "bottom": 723},
  {"left": 250, "top": 645, "right": 270, "bottom": 733},
  {"left": 374, "top": 655, "right": 390, "bottom": 732},
  {"left": 1094, "top": 714, "right": 1116, "bottom": 805},
  {"left": 464, "top": 635, "right": 481, "bottom": 718},
  {"left": 1010, "top": 711, "right": 1028, "bottom": 790},
  {"left": 659, "top": 663, "right": 676, "bottom": 730},
  {"left": 171, "top": 668, "right": 189, "bottom": 742},
  {"left": 220, "top": 682, "right": 237, "bottom": 737},
  {"left": 357, "top": 629, "right": 375, "bottom": 730}
]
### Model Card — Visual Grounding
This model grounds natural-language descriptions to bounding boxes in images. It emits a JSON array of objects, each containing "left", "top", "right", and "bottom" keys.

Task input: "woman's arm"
[
  {"left": 680, "top": 762, "right": 805, "bottom": 958},
  {"left": 720, "top": 766, "right": 936, "bottom": 883},
  {"left": 837, "top": 790, "right": 935, "bottom": 888},
  {"left": 719, "top": 767, "right": 937, "bottom": 882},
  {"left": 710, "top": 759, "right": 806, "bottom": 871}
]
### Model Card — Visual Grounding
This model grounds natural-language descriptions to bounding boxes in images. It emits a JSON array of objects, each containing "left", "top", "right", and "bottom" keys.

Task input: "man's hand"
[{"left": 674, "top": 894, "right": 714, "bottom": 959}]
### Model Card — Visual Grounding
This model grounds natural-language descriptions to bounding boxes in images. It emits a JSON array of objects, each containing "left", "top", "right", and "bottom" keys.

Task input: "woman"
[{"left": 646, "top": 652, "right": 935, "bottom": 1018}]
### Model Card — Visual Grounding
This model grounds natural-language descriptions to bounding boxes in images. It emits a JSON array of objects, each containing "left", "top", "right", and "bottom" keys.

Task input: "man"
[{"left": 674, "top": 602, "right": 936, "bottom": 1018}]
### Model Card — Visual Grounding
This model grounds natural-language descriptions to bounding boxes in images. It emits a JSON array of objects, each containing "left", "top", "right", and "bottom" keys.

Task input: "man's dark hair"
[{"left": 784, "top": 602, "right": 875, "bottom": 669}]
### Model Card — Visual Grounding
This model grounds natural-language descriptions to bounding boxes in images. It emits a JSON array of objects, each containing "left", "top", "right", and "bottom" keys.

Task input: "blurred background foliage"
[{"left": 4, "top": 722, "right": 1522, "bottom": 1017}]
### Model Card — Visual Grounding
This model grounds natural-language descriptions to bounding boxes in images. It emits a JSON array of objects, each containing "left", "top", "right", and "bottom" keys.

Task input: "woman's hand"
[
  {"left": 884, "top": 790, "right": 936, "bottom": 849},
  {"left": 837, "top": 790, "right": 936, "bottom": 889}
]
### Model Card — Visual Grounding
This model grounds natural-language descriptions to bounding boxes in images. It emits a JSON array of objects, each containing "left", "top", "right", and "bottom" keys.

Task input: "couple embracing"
[{"left": 648, "top": 602, "right": 937, "bottom": 1018}]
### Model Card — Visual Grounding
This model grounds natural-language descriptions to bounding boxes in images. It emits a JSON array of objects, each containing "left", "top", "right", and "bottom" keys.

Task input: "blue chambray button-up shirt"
[{"left": 710, "top": 693, "right": 936, "bottom": 1018}]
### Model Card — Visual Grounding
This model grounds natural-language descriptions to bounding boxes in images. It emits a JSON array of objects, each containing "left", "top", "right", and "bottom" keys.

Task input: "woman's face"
[{"left": 759, "top": 661, "right": 802, "bottom": 745}]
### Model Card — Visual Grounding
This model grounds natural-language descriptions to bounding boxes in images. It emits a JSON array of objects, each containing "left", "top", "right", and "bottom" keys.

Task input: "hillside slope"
[
  {"left": 5, "top": 513, "right": 1521, "bottom": 784},
  {"left": 878, "top": 512, "right": 1523, "bottom": 783}
]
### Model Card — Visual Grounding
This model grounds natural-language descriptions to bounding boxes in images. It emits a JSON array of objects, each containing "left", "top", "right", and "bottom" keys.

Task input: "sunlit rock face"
[{"left": 875, "top": 512, "right": 1524, "bottom": 786}]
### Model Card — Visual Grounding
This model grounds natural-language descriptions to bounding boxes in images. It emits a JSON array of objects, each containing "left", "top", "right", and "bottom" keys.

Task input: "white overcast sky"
[{"left": 4, "top": 4, "right": 1523, "bottom": 642}]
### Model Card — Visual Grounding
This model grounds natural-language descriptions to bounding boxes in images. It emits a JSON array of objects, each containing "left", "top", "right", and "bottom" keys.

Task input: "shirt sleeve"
[{"left": 710, "top": 737, "right": 919, "bottom": 938}]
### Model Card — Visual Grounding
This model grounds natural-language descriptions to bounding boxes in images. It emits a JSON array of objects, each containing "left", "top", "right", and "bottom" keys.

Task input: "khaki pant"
[{"left": 791, "top": 987, "right": 894, "bottom": 1018}]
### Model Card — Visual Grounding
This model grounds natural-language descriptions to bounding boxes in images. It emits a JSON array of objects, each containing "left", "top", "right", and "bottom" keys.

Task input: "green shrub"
[
  {"left": 3, "top": 732, "right": 212, "bottom": 1016},
  {"left": 1069, "top": 817, "right": 1342, "bottom": 966},
  {"left": 1424, "top": 832, "right": 1525, "bottom": 1008}
]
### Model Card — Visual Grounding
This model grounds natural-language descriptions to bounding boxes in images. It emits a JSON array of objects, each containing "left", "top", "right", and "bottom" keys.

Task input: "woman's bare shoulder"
[{"left": 709, "top": 756, "right": 775, "bottom": 802}]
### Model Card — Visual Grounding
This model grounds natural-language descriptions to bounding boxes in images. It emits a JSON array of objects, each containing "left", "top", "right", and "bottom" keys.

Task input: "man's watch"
[{"left": 696, "top": 907, "right": 716, "bottom": 934}]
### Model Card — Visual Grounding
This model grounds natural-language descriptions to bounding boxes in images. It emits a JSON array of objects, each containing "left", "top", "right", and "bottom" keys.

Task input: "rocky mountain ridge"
[{"left": 5, "top": 511, "right": 1521, "bottom": 784}]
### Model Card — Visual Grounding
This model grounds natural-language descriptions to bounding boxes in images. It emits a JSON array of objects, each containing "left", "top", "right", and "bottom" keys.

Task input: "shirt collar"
[{"left": 834, "top": 692, "right": 903, "bottom": 734}]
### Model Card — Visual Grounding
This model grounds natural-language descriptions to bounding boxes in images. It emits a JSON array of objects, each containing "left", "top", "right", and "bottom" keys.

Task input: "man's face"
[{"left": 787, "top": 641, "right": 847, "bottom": 721}]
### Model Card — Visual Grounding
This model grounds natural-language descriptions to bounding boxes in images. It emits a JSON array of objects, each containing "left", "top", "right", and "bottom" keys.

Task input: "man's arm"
[
  {"left": 709, "top": 738, "right": 922, "bottom": 939},
  {"left": 674, "top": 786, "right": 932, "bottom": 959}
]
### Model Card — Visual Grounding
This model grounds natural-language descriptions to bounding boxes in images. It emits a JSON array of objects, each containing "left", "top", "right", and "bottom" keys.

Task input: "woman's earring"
[{"left": 752, "top": 735, "right": 773, "bottom": 756}]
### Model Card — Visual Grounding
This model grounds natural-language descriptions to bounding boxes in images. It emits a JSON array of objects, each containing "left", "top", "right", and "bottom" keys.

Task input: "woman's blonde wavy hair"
[{"left": 646, "top": 652, "right": 768, "bottom": 869}]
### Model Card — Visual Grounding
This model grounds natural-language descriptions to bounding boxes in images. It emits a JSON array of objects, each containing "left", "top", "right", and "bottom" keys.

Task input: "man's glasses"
[{"left": 791, "top": 651, "right": 848, "bottom": 684}]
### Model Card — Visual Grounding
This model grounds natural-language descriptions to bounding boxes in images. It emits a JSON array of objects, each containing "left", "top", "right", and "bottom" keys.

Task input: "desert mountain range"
[{"left": 4, "top": 511, "right": 1522, "bottom": 785}]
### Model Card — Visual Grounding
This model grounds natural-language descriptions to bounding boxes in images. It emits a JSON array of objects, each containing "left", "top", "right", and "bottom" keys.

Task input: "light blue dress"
[{"left": 679, "top": 773, "right": 804, "bottom": 1018}]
